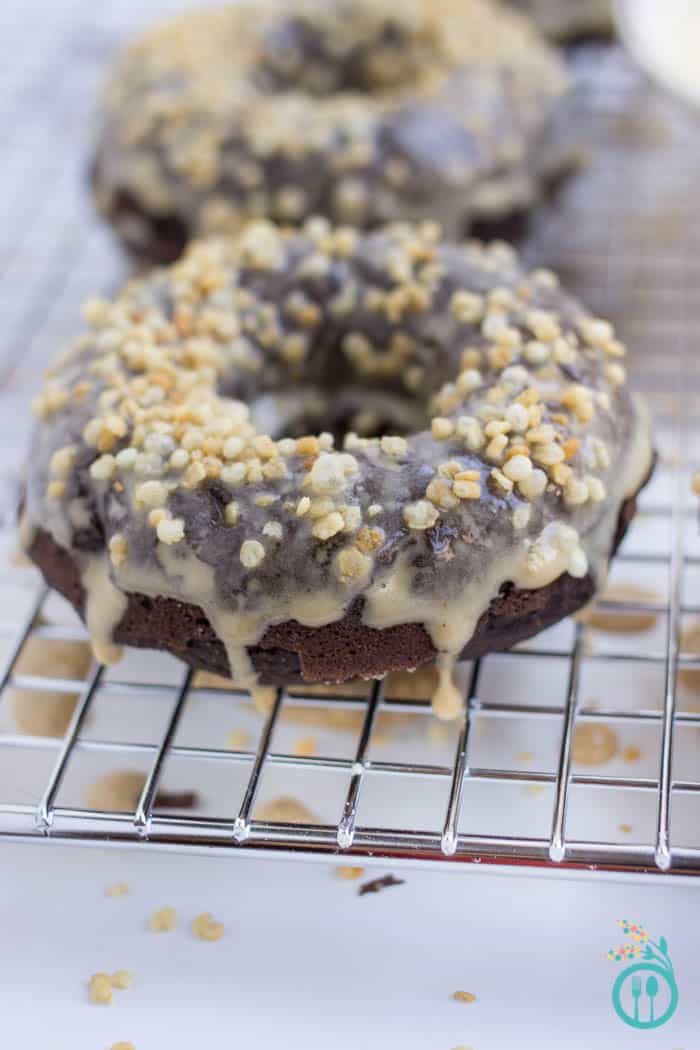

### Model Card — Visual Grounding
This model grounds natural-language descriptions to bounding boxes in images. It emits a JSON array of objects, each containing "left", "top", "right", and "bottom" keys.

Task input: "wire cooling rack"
[{"left": 0, "top": 6, "right": 698, "bottom": 874}]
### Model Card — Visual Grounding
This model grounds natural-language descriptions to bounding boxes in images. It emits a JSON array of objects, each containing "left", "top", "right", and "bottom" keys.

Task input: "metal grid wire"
[{"left": 0, "top": 10, "right": 698, "bottom": 873}]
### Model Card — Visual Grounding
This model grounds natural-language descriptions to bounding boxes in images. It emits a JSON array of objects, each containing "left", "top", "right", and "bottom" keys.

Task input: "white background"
[{"left": 1, "top": 843, "right": 697, "bottom": 1049}]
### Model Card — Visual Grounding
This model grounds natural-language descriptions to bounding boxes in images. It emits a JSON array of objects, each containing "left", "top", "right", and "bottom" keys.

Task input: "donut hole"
[
  {"left": 224, "top": 278, "right": 456, "bottom": 444},
  {"left": 247, "top": 384, "right": 432, "bottom": 443}
]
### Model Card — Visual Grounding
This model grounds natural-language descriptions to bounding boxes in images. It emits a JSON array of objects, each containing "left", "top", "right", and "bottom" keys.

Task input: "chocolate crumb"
[{"left": 358, "top": 873, "right": 405, "bottom": 896}]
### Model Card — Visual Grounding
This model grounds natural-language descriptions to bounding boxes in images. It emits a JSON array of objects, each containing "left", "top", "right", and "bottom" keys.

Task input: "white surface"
[
  {"left": 616, "top": 0, "right": 700, "bottom": 107},
  {"left": 1, "top": 841, "right": 697, "bottom": 1049}
]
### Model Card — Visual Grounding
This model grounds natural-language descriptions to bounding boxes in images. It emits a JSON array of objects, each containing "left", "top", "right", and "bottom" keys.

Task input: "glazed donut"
[
  {"left": 92, "top": 0, "right": 571, "bottom": 264},
  {"left": 24, "top": 220, "right": 653, "bottom": 719}
]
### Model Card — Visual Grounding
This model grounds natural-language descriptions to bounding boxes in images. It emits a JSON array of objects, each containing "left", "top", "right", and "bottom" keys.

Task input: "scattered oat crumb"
[
  {"left": 191, "top": 912, "right": 225, "bottom": 941},
  {"left": 622, "top": 745, "right": 642, "bottom": 763},
  {"left": 293, "top": 734, "right": 318, "bottom": 757},
  {"left": 335, "top": 865, "right": 365, "bottom": 881},
  {"left": 524, "top": 784, "right": 547, "bottom": 796},
  {"left": 517, "top": 750, "right": 535, "bottom": 764},
  {"left": 226, "top": 728, "right": 250, "bottom": 750},
  {"left": 106, "top": 882, "right": 129, "bottom": 898},
  {"left": 254, "top": 796, "right": 319, "bottom": 824},
  {"left": 358, "top": 874, "right": 405, "bottom": 896},
  {"left": 149, "top": 906, "right": 177, "bottom": 932},
  {"left": 111, "top": 970, "right": 132, "bottom": 990},
  {"left": 573, "top": 723, "right": 618, "bottom": 765},
  {"left": 619, "top": 824, "right": 633, "bottom": 835},
  {"left": 88, "top": 972, "right": 113, "bottom": 1004},
  {"left": 110, "top": 1043, "right": 136, "bottom": 1050},
  {"left": 453, "top": 990, "right": 478, "bottom": 1004}
]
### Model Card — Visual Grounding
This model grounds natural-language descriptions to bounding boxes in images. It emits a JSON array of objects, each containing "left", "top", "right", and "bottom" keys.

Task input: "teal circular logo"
[{"left": 612, "top": 962, "right": 679, "bottom": 1030}]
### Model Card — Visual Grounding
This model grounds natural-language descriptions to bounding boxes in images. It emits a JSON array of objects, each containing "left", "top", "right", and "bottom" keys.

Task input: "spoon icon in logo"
[{"left": 646, "top": 975, "right": 659, "bottom": 1024}]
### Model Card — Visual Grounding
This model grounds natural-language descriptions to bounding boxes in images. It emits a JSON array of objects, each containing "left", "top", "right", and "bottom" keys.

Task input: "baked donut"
[
  {"left": 24, "top": 220, "right": 653, "bottom": 719},
  {"left": 507, "top": 0, "right": 613, "bottom": 42},
  {"left": 92, "top": 0, "right": 571, "bottom": 264}
]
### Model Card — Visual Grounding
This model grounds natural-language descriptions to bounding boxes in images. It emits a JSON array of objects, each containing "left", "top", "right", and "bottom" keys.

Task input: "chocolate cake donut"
[
  {"left": 92, "top": 0, "right": 572, "bottom": 264},
  {"left": 23, "top": 220, "right": 653, "bottom": 718}
]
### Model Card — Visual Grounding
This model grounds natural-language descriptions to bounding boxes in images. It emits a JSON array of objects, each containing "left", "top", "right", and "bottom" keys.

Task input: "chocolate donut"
[
  {"left": 24, "top": 220, "right": 653, "bottom": 718},
  {"left": 92, "top": 0, "right": 571, "bottom": 264}
]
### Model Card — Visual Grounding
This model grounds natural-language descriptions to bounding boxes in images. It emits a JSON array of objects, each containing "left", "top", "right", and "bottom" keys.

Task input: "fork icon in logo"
[{"left": 631, "top": 975, "right": 642, "bottom": 1024}]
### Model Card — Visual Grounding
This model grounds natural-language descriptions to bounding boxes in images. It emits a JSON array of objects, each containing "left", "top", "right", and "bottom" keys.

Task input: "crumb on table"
[
  {"left": 453, "top": 990, "right": 478, "bottom": 1004},
  {"left": 335, "top": 865, "right": 365, "bottom": 881},
  {"left": 106, "top": 882, "right": 129, "bottom": 897},
  {"left": 88, "top": 972, "right": 113, "bottom": 1004},
  {"left": 191, "top": 912, "right": 225, "bottom": 941},
  {"left": 149, "top": 906, "right": 177, "bottom": 932},
  {"left": 111, "top": 970, "right": 132, "bottom": 990}
]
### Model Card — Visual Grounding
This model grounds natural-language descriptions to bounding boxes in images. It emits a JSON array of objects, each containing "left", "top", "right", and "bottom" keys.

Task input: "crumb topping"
[{"left": 37, "top": 223, "right": 632, "bottom": 558}]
